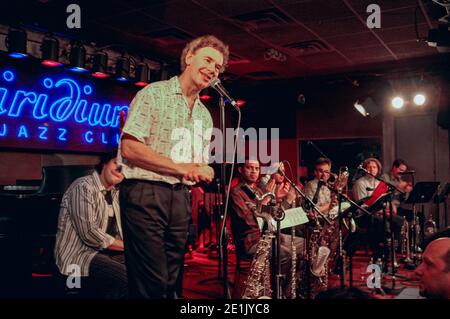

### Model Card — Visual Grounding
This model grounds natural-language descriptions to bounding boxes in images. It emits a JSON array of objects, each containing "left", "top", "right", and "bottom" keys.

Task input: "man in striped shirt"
[{"left": 54, "top": 151, "right": 127, "bottom": 298}]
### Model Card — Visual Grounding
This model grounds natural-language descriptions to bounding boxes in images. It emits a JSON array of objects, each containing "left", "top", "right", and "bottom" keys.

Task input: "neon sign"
[{"left": 0, "top": 68, "right": 132, "bottom": 152}]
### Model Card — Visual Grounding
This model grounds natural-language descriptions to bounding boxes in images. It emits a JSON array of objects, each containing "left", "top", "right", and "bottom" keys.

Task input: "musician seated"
[
  {"left": 353, "top": 158, "right": 404, "bottom": 261},
  {"left": 304, "top": 157, "right": 333, "bottom": 218},
  {"left": 54, "top": 151, "right": 127, "bottom": 298},
  {"left": 381, "top": 159, "right": 414, "bottom": 220},
  {"left": 229, "top": 159, "right": 304, "bottom": 297}
]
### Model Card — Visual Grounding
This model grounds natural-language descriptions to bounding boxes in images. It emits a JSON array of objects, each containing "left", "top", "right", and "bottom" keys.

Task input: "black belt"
[{"left": 125, "top": 179, "right": 188, "bottom": 191}]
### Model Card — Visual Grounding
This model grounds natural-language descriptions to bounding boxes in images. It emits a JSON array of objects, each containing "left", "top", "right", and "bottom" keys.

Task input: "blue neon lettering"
[
  {"left": 88, "top": 103, "right": 102, "bottom": 127},
  {"left": 111, "top": 105, "right": 129, "bottom": 128},
  {"left": 101, "top": 132, "right": 108, "bottom": 144},
  {"left": 0, "top": 71, "right": 128, "bottom": 129},
  {"left": 38, "top": 126, "right": 48, "bottom": 140},
  {"left": 0, "top": 88, "right": 8, "bottom": 115},
  {"left": 115, "top": 133, "right": 120, "bottom": 144},
  {"left": 33, "top": 94, "right": 49, "bottom": 119},
  {"left": 49, "top": 79, "right": 80, "bottom": 122},
  {"left": 57, "top": 128, "right": 67, "bottom": 141},
  {"left": 0, "top": 123, "right": 6, "bottom": 136},
  {"left": 8, "top": 90, "right": 38, "bottom": 117},
  {"left": 18, "top": 125, "right": 29, "bottom": 138},
  {"left": 84, "top": 131, "right": 93, "bottom": 143}
]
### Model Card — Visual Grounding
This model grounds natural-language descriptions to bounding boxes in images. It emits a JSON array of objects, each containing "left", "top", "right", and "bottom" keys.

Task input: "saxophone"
[
  {"left": 241, "top": 232, "right": 274, "bottom": 299},
  {"left": 241, "top": 190, "right": 276, "bottom": 299},
  {"left": 290, "top": 210, "right": 297, "bottom": 299}
]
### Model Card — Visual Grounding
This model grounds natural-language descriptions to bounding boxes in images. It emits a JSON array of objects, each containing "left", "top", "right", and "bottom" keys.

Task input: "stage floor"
[{"left": 182, "top": 247, "right": 422, "bottom": 299}]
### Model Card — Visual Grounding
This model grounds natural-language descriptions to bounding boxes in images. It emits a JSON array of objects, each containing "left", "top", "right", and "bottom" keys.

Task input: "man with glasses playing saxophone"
[{"left": 302, "top": 157, "right": 341, "bottom": 298}]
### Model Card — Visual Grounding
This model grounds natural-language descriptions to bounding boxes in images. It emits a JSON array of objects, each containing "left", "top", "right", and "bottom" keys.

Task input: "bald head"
[
  {"left": 415, "top": 237, "right": 450, "bottom": 299},
  {"left": 427, "top": 238, "right": 450, "bottom": 272}
]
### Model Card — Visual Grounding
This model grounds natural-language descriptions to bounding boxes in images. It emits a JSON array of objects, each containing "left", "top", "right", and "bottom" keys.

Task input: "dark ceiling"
[{"left": 1, "top": 0, "right": 449, "bottom": 81}]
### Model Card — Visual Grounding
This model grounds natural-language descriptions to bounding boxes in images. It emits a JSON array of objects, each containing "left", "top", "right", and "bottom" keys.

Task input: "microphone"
[
  {"left": 258, "top": 162, "right": 281, "bottom": 190},
  {"left": 399, "top": 170, "right": 416, "bottom": 175},
  {"left": 357, "top": 164, "right": 370, "bottom": 175},
  {"left": 210, "top": 78, "right": 238, "bottom": 107}
]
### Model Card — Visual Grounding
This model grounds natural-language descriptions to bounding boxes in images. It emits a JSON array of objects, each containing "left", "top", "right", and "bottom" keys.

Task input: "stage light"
[
  {"left": 354, "top": 101, "right": 369, "bottom": 117},
  {"left": 41, "top": 35, "right": 61, "bottom": 67},
  {"left": 200, "top": 94, "right": 212, "bottom": 102},
  {"left": 92, "top": 51, "right": 110, "bottom": 78},
  {"left": 69, "top": 41, "right": 87, "bottom": 72},
  {"left": 199, "top": 88, "right": 212, "bottom": 102},
  {"left": 236, "top": 100, "right": 246, "bottom": 107},
  {"left": 115, "top": 56, "right": 130, "bottom": 82},
  {"left": 354, "top": 97, "right": 380, "bottom": 117},
  {"left": 135, "top": 62, "right": 149, "bottom": 87},
  {"left": 391, "top": 96, "right": 404, "bottom": 109},
  {"left": 6, "top": 27, "right": 27, "bottom": 58},
  {"left": 413, "top": 93, "right": 426, "bottom": 106}
]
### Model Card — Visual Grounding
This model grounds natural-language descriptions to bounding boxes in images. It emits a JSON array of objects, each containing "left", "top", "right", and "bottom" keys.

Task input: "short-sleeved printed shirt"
[{"left": 118, "top": 76, "right": 213, "bottom": 184}]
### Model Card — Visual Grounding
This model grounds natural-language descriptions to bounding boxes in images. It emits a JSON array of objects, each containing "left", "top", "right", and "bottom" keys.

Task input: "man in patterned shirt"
[{"left": 118, "top": 35, "right": 228, "bottom": 298}]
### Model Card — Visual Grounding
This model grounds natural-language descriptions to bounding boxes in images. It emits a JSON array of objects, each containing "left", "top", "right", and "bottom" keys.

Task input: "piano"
[{"left": 0, "top": 165, "right": 94, "bottom": 297}]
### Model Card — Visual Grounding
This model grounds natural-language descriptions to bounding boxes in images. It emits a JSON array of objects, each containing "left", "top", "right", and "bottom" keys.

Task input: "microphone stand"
[
  {"left": 358, "top": 167, "right": 405, "bottom": 293},
  {"left": 324, "top": 183, "right": 371, "bottom": 289},
  {"left": 218, "top": 96, "right": 231, "bottom": 299},
  {"left": 274, "top": 204, "right": 285, "bottom": 299},
  {"left": 278, "top": 168, "right": 331, "bottom": 299},
  {"left": 278, "top": 169, "right": 332, "bottom": 226}
]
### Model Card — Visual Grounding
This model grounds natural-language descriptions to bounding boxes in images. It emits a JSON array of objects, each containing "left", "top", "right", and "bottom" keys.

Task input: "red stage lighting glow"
[
  {"left": 135, "top": 81, "right": 149, "bottom": 87},
  {"left": 92, "top": 72, "right": 110, "bottom": 79},
  {"left": 200, "top": 94, "right": 212, "bottom": 102},
  {"left": 236, "top": 100, "right": 246, "bottom": 107},
  {"left": 41, "top": 60, "right": 62, "bottom": 67}
]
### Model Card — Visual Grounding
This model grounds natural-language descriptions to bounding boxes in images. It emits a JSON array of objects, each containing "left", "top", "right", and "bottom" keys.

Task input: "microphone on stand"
[
  {"left": 209, "top": 78, "right": 239, "bottom": 110},
  {"left": 258, "top": 162, "right": 281, "bottom": 190}
]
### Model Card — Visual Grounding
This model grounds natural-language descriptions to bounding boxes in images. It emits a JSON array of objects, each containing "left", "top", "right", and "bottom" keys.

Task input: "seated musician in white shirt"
[{"left": 353, "top": 158, "right": 404, "bottom": 263}]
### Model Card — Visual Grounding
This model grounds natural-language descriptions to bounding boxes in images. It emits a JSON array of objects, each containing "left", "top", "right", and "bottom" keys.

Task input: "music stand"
[
  {"left": 404, "top": 182, "right": 440, "bottom": 267},
  {"left": 435, "top": 183, "right": 450, "bottom": 229}
]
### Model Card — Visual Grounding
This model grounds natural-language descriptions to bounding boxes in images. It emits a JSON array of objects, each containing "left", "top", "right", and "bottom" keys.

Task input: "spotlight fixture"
[
  {"left": 69, "top": 41, "right": 87, "bottom": 72},
  {"left": 413, "top": 93, "right": 426, "bottom": 106},
  {"left": 354, "top": 100, "right": 369, "bottom": 117},
  {"left": 391, "top": 96, "right": 404, "bottom": 109},
  {"left": 92, "top": 51, "right": 110, "bottom": 78},
  {"left": 115, "top": 55, "right": 130, "bottom": 81},
  {"left": 353, "top": 97, "right": 381, "bottom": 117},
  {"left": 41, "top": 35, "right": 61, "bottom": 67},
  {"left": 236, "top": 100, "right": 246, "bottom": 107},
  {"left": 135, "top": 62, "right": 149, "bottom": 87},
  {"left": 6, "top": 27, "right": 27, "bottom": 58}
]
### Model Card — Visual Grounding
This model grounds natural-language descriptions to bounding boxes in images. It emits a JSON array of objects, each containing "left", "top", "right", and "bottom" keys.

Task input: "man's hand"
[
  {"left": 184, "top": 164, "right": 214, "bottom": 183},
  {"left": 276, "top": 182, "right": 291, "bottom": 201},
  {"left": 107, "top": 239, "right": 124, "bottom": 252}
]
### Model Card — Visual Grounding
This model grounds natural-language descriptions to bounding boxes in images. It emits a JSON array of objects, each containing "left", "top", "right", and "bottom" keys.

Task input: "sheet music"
[{"left": 256, "top": 207, "right": 309, "bottom": 230}]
